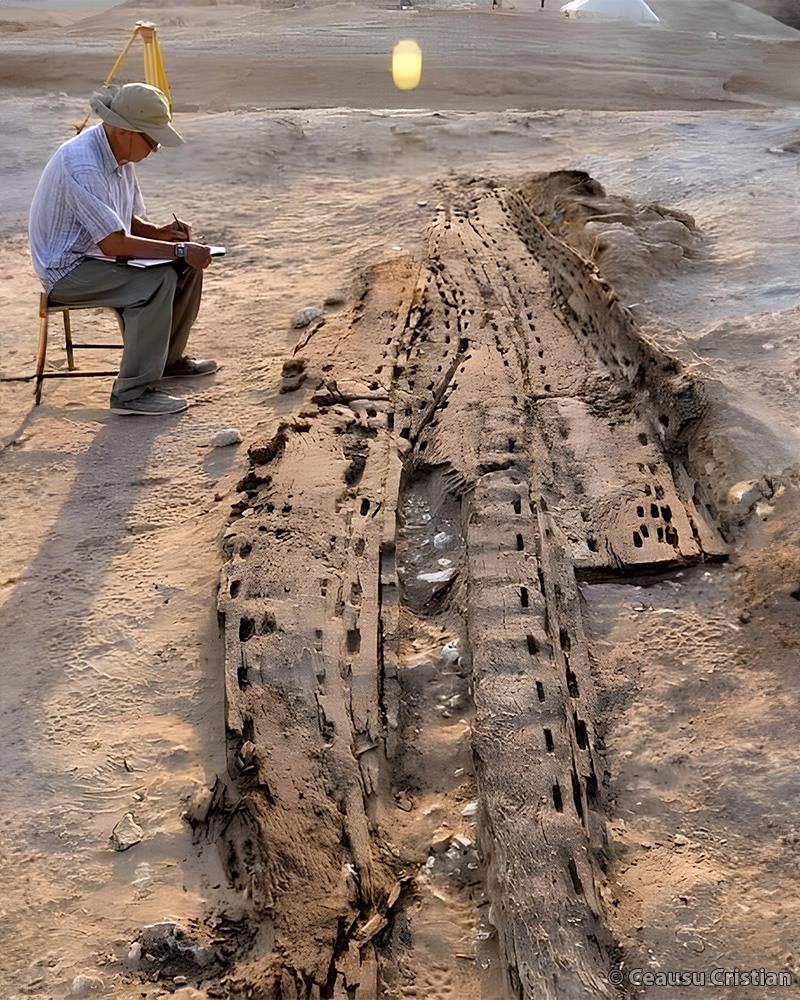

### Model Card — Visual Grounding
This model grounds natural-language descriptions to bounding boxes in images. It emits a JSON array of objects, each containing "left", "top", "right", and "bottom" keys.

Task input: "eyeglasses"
[{"left": 141, "top": 132, "right": 161, "bottom": 152}]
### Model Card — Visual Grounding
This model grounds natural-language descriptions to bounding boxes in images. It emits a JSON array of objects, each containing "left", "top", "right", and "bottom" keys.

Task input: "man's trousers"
[{"left": 50, "top": 259, "right": 203, "bottom": 402}]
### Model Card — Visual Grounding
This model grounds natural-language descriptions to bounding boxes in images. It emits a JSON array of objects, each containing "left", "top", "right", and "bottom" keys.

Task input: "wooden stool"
[{"left": 35, "top": 292, "right": 122, "bottom": 404}]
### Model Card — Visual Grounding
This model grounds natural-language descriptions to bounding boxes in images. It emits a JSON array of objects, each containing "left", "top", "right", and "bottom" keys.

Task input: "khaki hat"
[{"left": 89, "top": 83, "right": 184, "bottom": 147}]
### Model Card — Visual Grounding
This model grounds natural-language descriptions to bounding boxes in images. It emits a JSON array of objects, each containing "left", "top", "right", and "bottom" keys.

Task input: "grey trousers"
[{"left": 50, "top": 259, "right": 203, "bottom": 402}]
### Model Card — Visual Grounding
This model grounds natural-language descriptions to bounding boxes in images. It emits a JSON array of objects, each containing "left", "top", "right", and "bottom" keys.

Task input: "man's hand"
[
  {"left": 184, "top": 243, "right": 212, "bottom": 270},
  {"left": 132, "top": 215, "right": 193, "bottom": 243},
  {"left": 163, "top": 214, "right": 193, "bottom": 242}
]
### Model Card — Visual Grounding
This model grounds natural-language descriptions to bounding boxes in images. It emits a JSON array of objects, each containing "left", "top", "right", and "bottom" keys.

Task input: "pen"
[{"left": 172, "top": 212, "right": 188, "bottom": 237}]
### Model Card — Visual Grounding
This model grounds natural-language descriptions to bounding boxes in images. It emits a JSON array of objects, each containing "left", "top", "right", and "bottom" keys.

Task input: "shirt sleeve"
[{"left": 61, "top": 164, "right": 128, "bottom": 244}]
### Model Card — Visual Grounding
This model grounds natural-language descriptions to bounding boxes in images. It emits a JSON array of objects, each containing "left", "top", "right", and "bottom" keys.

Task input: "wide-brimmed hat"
[{"left": 89, "top": 83, "right": 184, "bottom": 147}]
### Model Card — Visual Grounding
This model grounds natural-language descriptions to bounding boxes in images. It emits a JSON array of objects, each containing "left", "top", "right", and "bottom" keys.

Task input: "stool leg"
[
  {"left": 63, "top": 310, "right": 75, "bottom": 370},
  {"left": 35, "top": 294, "right": 49, "bottom": 405}
]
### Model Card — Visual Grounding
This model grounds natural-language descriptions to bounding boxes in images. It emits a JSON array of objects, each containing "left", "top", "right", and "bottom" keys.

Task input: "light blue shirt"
[{"left": 29, "top": 123, "right": 146, "bottom": 292}]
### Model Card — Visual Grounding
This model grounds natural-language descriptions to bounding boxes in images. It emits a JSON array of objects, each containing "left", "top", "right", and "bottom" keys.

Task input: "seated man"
[{"left": 29, "top": 82, "right": 216, "bottom": 415}]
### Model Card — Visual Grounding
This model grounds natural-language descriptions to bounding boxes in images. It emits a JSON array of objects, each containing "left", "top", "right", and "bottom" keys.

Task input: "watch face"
[{"left": 175, "top": 243, "right": 186, "bottom": 257}]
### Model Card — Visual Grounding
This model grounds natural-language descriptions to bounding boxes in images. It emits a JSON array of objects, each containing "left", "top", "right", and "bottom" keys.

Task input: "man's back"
[{"left": 30, "top": 123, "right": 144, "bottom": 292}]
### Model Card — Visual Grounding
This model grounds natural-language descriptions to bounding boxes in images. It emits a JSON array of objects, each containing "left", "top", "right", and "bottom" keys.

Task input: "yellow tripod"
[{"left": 76, "top": 20, "right": 171, "bottom": 133}]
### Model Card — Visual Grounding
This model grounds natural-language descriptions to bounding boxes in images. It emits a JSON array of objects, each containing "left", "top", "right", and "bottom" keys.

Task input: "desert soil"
[{"left": 1, "top": 1, "right": 799, "bottom": 998}]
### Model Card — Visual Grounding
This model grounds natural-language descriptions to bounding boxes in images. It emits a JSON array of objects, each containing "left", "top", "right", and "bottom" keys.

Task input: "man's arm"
[{"left": 98, "top": 229, "right": 211, "bottom": 270}]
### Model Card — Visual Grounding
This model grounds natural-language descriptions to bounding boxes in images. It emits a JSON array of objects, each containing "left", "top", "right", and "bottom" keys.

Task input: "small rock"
[
  {"left": 127, "top": 941, "right": 142, "bottom": 962},
  {"left": 396, "top": 792, "right": 414, "bottom": 812},
  {"left": 738, "top": 610, "right": 752, "bottom": 624},
  {"left": 440, "top": 642, "right": 459, "bottom": 665},
  {"left": 173, "top": 975, "right": 188, "bottom": 985},
  {"left": 461, "top": 801, "right": 478, "bottom": 818},
  {"left": 110, "top": 812, "right": 144, "bottom": 851},
  {"left": 453, "top": 834, "right": 473, "bottom": 849},
  {"left": 210, "top": 428, "right": 241, "bottom": 448},
  {"left": 673, "top": 834, "right": 689, "bottom": 846},
  {"left": 70, "top": 975, "right": 104, "bottom": 997},
  {"left": 137, "top": 920, "right": 216, "bottom": 971},
  {"left": 291, "top": 305, "right": 324, "bottom": 329}
]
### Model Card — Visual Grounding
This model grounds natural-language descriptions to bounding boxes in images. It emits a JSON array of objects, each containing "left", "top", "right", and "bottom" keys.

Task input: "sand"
[{"left": 0, "top": 1, "right": 799, "bottom": 998}]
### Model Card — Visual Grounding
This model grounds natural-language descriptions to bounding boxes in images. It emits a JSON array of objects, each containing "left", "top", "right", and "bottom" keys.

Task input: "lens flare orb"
[{"left": 392, "top": 39, "right": 422, "bottom": 91}]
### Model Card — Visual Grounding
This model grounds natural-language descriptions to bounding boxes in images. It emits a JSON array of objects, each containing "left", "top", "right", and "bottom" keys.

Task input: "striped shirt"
[{"left": 29, "top": 123, "right": 146, "bottom": 292}]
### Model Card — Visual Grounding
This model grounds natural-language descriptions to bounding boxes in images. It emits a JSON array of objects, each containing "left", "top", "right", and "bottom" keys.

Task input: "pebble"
[
  {"left": 440, "top": 642, "right": 459, "bottom": 665},
  {"left": 70, "top": 975, "right": 104, "bottom": 997},
  {"left": 137, "top": 920, "right": 216, "bottom": 970},
  {"left": 291, "top": 305, "right": 324, "bottom": 328},
  {"left": 110, "top": 812, "right": 144, "bottom": 851},
  {"left": 210, "top": 428, "right": 241, "bottom": 447}
]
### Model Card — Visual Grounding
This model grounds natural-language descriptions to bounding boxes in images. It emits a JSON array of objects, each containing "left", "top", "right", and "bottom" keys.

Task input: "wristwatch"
[{"left": 174, "top": 243, "right": 186, "bottom": 258}]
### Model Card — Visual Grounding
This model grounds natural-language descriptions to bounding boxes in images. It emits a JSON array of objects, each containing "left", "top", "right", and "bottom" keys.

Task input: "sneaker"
[
  {"left": 110, "top": 388, "right": 188, "bottom": 415},
  {"left": 162, "top": 356, "right": 218, "bottom": 378}
]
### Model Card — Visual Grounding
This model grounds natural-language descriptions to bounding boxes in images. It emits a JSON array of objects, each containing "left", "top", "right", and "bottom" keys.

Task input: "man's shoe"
[
  {"left": 162, "top": 356, "right": 218, "bottom": 378},
  {"left": 110, "top": 388, "right": 188, "bottom": 415}
]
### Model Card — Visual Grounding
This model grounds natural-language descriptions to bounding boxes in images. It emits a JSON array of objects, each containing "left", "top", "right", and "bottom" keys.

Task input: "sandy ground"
[{"left": 1, "top": 0, "right": 799, "bottom": 997}]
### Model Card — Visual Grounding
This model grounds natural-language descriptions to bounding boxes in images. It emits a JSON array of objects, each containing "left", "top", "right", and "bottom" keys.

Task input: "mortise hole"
[
  {"left": 559, "top": 628, "right": 570, "bottom": 652},
  {"left": 360, "top": 499, "right": 370, "bottom": 516},
  {"left": 633, "top": 531, "right": 643, "bottom": 548},
  {"left": 520, "top": 587, "right": 529, "bottom": 608},
  {"left": 544, "top": 729, "right": 554, "bottom": 753},
  {"left": 527, "top": 634, "right": 538, "bottom": 655},
  {"left": 568, "top": 858, "right": 585, "bottom": 896},
  {"left": 650, "top": 503, "right": 659, "bottom": 519},
  {"left": 638, "top": 433, "right": 648, "bottom": 446},
  {"left": 552, "top": 783, "right": 564, "bottom": 813},
  {"left": 536, "top": 681, "right": 545, "bottom": 702},
  {"left": 571, "top": 770, "right": 584, "bottom": 821},
  {"left": 587, "top": 537, "right": 599, "bottom": 552},
  {"left": 661, "top": 504, "right": 672, "bottom": 522},
  {"left": 239, "top": 617, "right": 255, "bottom": 643},
  {"left": 637, "top": 506, "right": 644, "bottom": 518},
  {"left": 566, "top": 661, "right": 579, "bottom": 699},
  {"left": 229, "top": 579, "right": 241, "bottom": 598},
  {"left": 513, "top": 498, "right": 522, "bottom": 514},
  {"left": 640, "top": 524, "right": 650, "bottom": 539},
  {"left": 516, "top": 534, "right": 524, "bottom": 551},
  {"left": 574, "top": 715, "right": 588, "bottom": 750},
  {"left": 659, "top": 414, "right": 670, "bottom": 427},
  {"left": 657, "top": 526, "right": 664, "bottom": 542},
  {"left": 347, "top": 628, "right": 361, "bottom": 654}
]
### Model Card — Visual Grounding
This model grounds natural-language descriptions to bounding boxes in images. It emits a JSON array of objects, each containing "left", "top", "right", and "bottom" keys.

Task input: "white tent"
[{"left": 560, "top": 0, "right": 659, "bottom": 22}]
